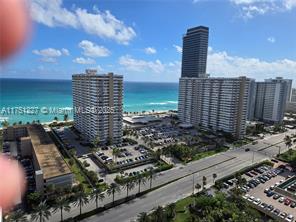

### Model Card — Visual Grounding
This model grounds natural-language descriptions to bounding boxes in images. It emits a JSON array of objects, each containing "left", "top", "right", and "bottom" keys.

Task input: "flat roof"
[
  {"left": 26, "top": 125, "right": 72, "bottom": 179},
  {"left": 123, "top": 115, "right": 160, "bottom": 124}
]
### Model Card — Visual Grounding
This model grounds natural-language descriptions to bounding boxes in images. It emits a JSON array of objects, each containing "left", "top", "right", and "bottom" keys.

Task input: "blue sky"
[{"left": 1, "top": 0, "right": 296, "bottom": 83}]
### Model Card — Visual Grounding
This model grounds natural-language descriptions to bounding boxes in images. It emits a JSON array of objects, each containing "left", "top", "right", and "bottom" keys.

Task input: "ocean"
[{"left": 0, "top": 78, "right": 179, "bottom": 124}]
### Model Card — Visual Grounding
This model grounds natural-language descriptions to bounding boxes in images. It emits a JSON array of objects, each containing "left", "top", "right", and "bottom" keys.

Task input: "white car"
[
  {"left": 279, "top": 197, "right": 285, "bottom": 203},
  {"left": 248, "top": 196, "right": 255, "bottom": 201},
  {"left": 243, "top": 194, "right": 250, "bottom": 199},
  {"left": 253, "top": 198, "right": 261, "bottom": 205},
  {"left": 285, "top": 215, "right": 294, "bottom": 222}
]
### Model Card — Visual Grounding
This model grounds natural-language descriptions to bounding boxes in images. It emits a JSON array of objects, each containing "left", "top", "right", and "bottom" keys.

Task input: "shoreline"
[{"left": 0, "top": 109, "right": 177, "bottom": 129}]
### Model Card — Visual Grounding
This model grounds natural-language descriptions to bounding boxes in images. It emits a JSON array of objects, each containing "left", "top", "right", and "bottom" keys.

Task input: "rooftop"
[{"left": 26, "top": 124, "right": 72, "bottom": 179}]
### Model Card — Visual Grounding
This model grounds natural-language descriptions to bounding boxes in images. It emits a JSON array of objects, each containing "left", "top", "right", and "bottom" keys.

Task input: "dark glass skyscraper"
[{"left": 181, "top": 26, "right": 209, "bottom": 78}]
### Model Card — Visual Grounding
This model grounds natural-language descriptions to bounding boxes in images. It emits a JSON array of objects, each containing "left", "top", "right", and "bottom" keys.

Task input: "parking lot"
[
  {"left": 94, "top": 144, "right": 153, "bottom": 168},
  {"left": 136, "top": 124, "right": 185, "bottom": 147},
  {"left": 242, "top": 165, "right": 295, "bottom": 222}
]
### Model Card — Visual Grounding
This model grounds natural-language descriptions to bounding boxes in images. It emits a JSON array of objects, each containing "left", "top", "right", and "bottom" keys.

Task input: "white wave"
[{"left": 148, "top": 101, "right": 178, "bottom": 105}]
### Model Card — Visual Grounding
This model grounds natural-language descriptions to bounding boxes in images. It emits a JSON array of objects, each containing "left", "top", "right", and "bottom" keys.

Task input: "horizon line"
[{"left": 0, "top": 77, "right": 179, "bottom": 84}]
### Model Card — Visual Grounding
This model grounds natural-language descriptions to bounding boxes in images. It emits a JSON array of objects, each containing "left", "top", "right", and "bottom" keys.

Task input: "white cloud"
[
  {"left": 32, "top": 47, "right": 69, "bottom": 63},
  {"left": 267, "top": 36, "right": 276, "bottom": 43},
  {"left": 33, "top": 48, "right": 62, "bottom": 57},
  {"left": 30, "top": 0, "right": 136, "bottom": 44},
  {"left": 144, "top": 47, "right": 157, "bottom": 55},
  {"left": 40, "top": 57, "right": 57, "bottom": 63},
  {"left": 73, "top": 57, "right": 96, "bottom": 65},
  {"left": 173, "top": 45, "right": 182, "bottom": 53},
  {"left": 207, "top": 48, "right": 296, "bottom": 81},
  {"left": 78, "top": 40, "right": 110, "bottom": 57},
  {"left": 230, "top": 0, "right": 296, "bottom": 19},
  {"left": 61, "top": 48, "right": 70, "bottom": 56},
  {"left": 119, "top": 55, "right": 165, "bottom": 73},
  {"left": 284, "top": 0, "right": 296, "bottom": 10}
]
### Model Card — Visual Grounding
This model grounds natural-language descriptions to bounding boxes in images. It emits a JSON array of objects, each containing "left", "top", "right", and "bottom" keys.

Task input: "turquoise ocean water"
[{"left": 0, "top": 78, "right": 178, "bottom": 124}]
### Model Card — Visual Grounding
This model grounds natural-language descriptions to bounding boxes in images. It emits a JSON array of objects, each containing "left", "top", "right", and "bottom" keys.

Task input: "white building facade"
[
  {"left": 72, "top": 70, "right": 123, "bottom": 144},
  {"left": 178, "top": 76, "right": 251, "bottom": 139},
  {"left": 252, "top": 78, "right": 288, "bottom": 123}
]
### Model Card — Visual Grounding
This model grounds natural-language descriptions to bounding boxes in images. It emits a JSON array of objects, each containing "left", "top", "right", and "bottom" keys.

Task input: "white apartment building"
[
  {"left": 253, "top": 77, "right": 288, "bottom": 123},
  {"left": 72, "top": 70, "right": 123, "bottom": 144},
  {"left": 178, "top": 76, "right": 251, "bottom": 139}
]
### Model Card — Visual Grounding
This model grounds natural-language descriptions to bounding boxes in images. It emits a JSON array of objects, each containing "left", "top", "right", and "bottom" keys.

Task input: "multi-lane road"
[{"left": 40, "top": 129, "right": 296, "bottom": 222}]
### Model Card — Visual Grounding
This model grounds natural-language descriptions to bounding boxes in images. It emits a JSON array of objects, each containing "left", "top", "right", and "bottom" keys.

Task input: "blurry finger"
[
  {"left": 0, "top": 155, "right": 26, "bottom": 211},
  {"left": 0, "top": 0, "right": 30, "bottom": 60}
]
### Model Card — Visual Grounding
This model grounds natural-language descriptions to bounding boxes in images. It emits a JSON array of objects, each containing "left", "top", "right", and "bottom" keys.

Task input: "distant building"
[
  {"left": 291, "top": 88, "right": 296, "bottom": 102},
  {"left": 72, "top": 70, "right": 123, "bottom": 144},
  {"left": 247, "top": 79, "right": 257, "bottom": 121},
  {"left": 252, "top": 77, "right": 288, "bottom": 123},
  {"left": 181, "top": 26, "right": 209, "bottom": 78},
  {"left": 178, "top": 76, "right": 251, "bottom": 139},
  {"left": 286, "top": 102, "right": 296, "bottom": 113},
  {"left": 3, "top": 124, "right": 73, "bottom": 193},
  {"left": 284, "top": 79, "right": 293, "bottom": 102}
]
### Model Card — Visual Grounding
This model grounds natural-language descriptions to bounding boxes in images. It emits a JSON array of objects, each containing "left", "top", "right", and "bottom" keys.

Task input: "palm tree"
[
  {"left": 146, "top": 169, "right": 156, "bottom": 189},
  {"left": 137, "top": 212, "right": 150, "bottom": 222},
  {"left": 202, "top": 176, "right": 207, "bottom": 190},
  {"left": 212, "top": 173, "right": 217, "bottom": 183},
  {"left": 63, "top": 114, "right": 68, "bottom": 122},
  {"left": 152, "top": 206, "right": 164, "bottom": 222},
  {"left": 112, "top": 148, "right": 121, "bottom": 162},
  {"left": 31, "top": 201, "right": 51, "bottom": 222},
  {"left": 107, "top": 183, "right": 120, "bottom": 204},
  {"left": 1, "top": 120, "right": 9, "bottom": 128},
  {"left": 53, "top": 116, "right": 58, "bottom": 122},
  {"left": 53, "top": 197, "right": 71, "bottom": 222},
  {"left": 6, "top": 210, "right": 28, "bottom": 222},
  {"left": 73, "top": 191, "right": 89, "bottom": 216},
  {"left": 90, "top": 188, "right": 105, "bottom": 209},
  {"left": 195, "top": 183, "right": 201, "bottom": 193},
  {"left": 135, "top": 174, "right": 146, "bottom": 193},
  {"left": 92, "top": 135, "right": 100, "bottom": 150},
  {"left": 284, "top": 135, "right": 292, "bottom": 150},
  {"left": 167, "top": 203, "right": 176, "bottom": 218},
  {"left": 124, "top": 180, "right": 135, "bottom": 198}
]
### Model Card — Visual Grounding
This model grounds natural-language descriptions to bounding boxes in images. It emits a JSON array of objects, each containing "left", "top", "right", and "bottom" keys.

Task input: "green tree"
[
  {"left": 92, "top": 135, "right": 100, "bottom": 150},
  {"left": 167, "top": 203, "right": 176, "bottom": 218},
  {"left": 146, "top": 169, "right": 156, "bottom": 189},
  {"left": 73, "top": 191, "right": 89, "bottom": 215},
  {"left": 63, "top": 114, "right": 68, "bottom": 122},
  {"left": 212, "top": 173, "right": 217, "bottom": 183},
  {"left": 152, "top": 206, "right": 165, "bottom": 222},
  {"left": 6, "top": 210, "right": 28, "bottom": 222},
  {"left": 31, "top": 201, "right": 51, "bottom": 222},
  {"left": 284, "top": 135, "right": 292, "bottom": 150},
  {"left": 137, "top": 212, "right": 150, "bottom": 222},
  {"left": 90, "top": 188, "right": 105, "bottom": 209},
  {"left": 195, "top": 183, "right": 201, "bottom": 193},
  {"left": 53, "top": 197, "right": 71, "bottom": 222},
  {"left": 1, "top": 120, "right": 9, "bottom": 128},
  {"left": 112, "top": 148, "right": 121, "bottom": 162},
  {"left": 27, "top": 192, "right": 42, "bottom": 207},
  {"left": 135, "top": 174, "right": 146, "bottom": 193},
  {"left": 107, "top": 183, "right": 120, "bottom": 204},
  {"left": 202, "top": 176, "right": 207, "bottom": 190},
  {"left": 124, "top": 180, "right": 135, "bottom": 198},
  {"left": 53, "top": 116, "right": 59, "bottom": 122}
]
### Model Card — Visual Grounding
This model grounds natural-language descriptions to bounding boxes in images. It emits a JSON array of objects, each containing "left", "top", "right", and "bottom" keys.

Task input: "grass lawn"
[
  {"left": 174, "top": 196, "right": 195, "bottom": 222},
  {"left": 278, "top": 149, "right": 296, "bottom": 162},
  {"left": 190, "top": 147, "right": 229, "bottom": 162},
  {"left": 65, "top": 157, "right": 92, "bottom": 193}
]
